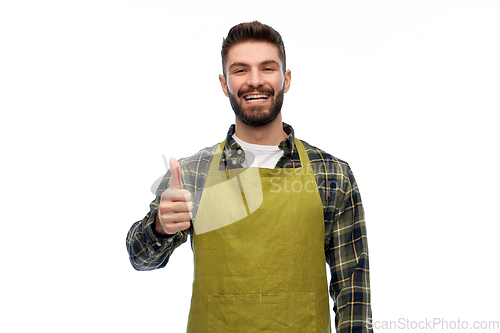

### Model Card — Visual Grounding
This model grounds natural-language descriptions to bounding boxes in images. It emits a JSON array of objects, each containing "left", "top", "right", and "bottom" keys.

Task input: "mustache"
[{"left": 237, "top": 87, "right": 275, "bottom": 98}]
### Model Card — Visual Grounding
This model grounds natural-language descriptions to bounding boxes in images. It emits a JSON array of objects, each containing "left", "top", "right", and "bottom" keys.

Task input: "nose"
[{"left": 247, "top": 68, "right": 265, "bottom": 88}]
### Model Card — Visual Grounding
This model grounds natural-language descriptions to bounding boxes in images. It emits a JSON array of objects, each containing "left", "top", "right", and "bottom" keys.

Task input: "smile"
[{"left": 243, "top": 93, "right": 270, "bottom": 103}]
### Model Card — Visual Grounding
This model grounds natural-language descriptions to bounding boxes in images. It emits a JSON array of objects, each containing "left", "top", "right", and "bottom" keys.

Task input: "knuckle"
[
  {"left": 158, "top": 201, "right": 173, "bottom": 213},
  {"left": 161, "top": 188, "right": 171, "bottom": 197},
  {"left": 163, "top": 225, "right": 175, "bottom": 234}
]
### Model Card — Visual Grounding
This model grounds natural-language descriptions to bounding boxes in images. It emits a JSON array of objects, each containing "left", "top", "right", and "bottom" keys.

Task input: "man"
[{"left": 127, "top": 21, "right": 373, "bottom": 332}]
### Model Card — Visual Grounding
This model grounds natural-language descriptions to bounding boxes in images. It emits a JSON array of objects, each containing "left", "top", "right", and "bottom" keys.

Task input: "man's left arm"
[{"left": 325, "top": 164, "right": 373, "bottom": 333}]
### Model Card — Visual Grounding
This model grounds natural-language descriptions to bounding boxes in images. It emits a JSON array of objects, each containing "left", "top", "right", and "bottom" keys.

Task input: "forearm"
[
  {"left": 327, "top": 165, "right": 373, "bottom": 332},
  {"left": 126, "top": 209, "right": 188, "bottom": 271},
  {"left": 126, "top": 162, "right": 196, "bottom": 270},
  {"left": 332, "top": 250, "right": 372, "bottom": 333}
]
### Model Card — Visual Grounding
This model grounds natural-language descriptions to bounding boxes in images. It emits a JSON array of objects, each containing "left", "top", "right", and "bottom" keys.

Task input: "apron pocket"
[{"left": 207, "top": 292, "right": 316, "bottom": 332}]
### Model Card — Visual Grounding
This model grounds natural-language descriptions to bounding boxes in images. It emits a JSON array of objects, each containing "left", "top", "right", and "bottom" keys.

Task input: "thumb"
[{"left": 169, "top": 157, "right": 183, "bottom": 190}]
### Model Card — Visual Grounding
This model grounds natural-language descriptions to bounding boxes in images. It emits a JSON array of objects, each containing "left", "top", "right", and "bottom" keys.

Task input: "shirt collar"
[{"left": 221, "top": 123, "right": 296, "bottom": 169}]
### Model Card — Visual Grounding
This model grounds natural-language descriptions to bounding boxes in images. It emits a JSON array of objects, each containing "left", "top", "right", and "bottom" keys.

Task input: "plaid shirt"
[{"left": 126, "top": 123, "right": 373, "bottom": 332}]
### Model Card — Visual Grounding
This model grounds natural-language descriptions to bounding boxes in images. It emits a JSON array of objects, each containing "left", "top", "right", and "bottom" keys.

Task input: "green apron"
[{"left": 187, "top": 139, "right": 331, "bottom": 333}]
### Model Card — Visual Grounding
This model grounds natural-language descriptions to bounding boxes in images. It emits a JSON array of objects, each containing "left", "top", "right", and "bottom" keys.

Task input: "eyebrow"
[
  {"left": 229, "top": 60, "right": 280, "bottom": 70},
  {"left": 261, "top": 60, "right": 280, "bottom": 67},
  {"left": 229, "top": 62, "right": 249, "bottom": 70}
]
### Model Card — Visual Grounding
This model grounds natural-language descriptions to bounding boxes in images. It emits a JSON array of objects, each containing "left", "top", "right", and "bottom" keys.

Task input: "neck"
[{"left": 234, "top": 114, "right": 287, "bottom": 146}]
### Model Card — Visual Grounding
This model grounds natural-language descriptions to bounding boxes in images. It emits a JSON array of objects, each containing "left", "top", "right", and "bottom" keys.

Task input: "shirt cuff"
[{"left": 145, "top": 209, "right": 178, "bottom": 246}]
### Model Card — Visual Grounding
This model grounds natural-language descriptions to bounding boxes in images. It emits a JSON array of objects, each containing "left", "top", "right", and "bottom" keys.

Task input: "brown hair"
[{"left": 221, "top": 21, "right": 286, "bottom": 76}]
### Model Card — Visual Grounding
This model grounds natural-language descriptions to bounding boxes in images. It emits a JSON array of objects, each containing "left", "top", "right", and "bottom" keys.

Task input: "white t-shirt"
[{"left": 232, "top": 134, "right": 283, "bottom": 169}]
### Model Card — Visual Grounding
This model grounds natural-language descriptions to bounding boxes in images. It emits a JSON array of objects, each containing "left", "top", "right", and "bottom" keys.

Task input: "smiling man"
[
  {"left": 222, "top": 41, "right": 289, "bottom": 131},
  {"left": 127, "top": 21, "right": 373, "bottom": 333}
]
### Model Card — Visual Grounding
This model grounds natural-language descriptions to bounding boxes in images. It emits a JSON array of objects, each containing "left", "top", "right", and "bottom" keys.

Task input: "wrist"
[{"left": 153, "top": 212, "right": 170, "bottom": 238}]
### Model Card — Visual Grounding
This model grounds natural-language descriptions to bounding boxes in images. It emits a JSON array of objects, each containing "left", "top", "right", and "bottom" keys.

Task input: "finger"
[
  {"left": 161, "top": 188, "right": 191, "bottom": 202},
  {"left": 173, "top": 200, "right": 193, "bottom": 212},
  {"left": 162, "top": 221, "right": 191, "bottom": 234},
  {"left": 169, "top": 157, "right": 183, "bottom": 190},
  {"left": 160, "top": 211, "right": 193, "bottom": 224},
  {"left": 159, "top": 201, "right": 193, "bottom": 214}
]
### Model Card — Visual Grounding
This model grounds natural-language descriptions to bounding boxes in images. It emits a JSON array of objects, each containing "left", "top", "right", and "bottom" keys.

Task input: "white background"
[{"left": 1, "top": 1, "right": 499, "bottom": 332}]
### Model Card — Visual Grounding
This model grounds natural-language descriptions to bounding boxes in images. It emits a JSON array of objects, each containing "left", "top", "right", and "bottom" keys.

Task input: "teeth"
[{"left": 245, "top": 94, "right": 269, "bottom": 101}]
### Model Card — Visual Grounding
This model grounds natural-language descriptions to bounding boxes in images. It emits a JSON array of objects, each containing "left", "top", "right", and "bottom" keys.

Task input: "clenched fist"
[{"left": 155, "top": 158, "right": 193, "bottom": 236}]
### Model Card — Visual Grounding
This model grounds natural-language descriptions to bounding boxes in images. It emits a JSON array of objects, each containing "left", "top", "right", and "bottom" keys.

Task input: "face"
[{"left": 219, "top": 41, "right": 291, "bottom": 127}]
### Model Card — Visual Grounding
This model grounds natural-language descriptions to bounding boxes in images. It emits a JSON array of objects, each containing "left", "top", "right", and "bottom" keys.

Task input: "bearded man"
[{"left": 127, "top": 21, "right": 373, "bottom": 333}]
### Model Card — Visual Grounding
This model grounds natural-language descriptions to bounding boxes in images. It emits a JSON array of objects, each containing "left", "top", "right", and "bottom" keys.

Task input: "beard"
[{"left": 228, "top": 86, "right": 284, "bottom": 127}]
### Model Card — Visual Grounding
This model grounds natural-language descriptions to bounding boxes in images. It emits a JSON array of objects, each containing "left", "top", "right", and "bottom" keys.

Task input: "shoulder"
[
  {"left": 178, "top": 143, "right": 219, "bottom": 170},
  {"left": 298, "top": 139, "right": 352, "bottom": 177},
  {"left": 176, "top": 143, "right": 222, "bottom": 180},
  {"left": 297, "top": 139, "right": 361, "bottom": 209}
]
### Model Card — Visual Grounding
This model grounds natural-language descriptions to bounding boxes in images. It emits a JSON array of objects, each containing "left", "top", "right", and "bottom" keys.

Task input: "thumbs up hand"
[{"left": 155, "top": 158, "right": 193, "bottom": 236}]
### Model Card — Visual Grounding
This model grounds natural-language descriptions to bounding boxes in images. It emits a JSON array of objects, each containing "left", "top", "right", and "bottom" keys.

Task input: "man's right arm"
[
  {"left": 126, "top": 158, "right": 192, "bottom": 271},
  {"left": 126, "top": 213, "right": 189, "bottom": 271}
]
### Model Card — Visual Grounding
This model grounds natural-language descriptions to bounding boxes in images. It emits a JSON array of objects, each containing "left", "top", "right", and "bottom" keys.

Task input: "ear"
[
  {"left": 283, "top": 69, "right": 291, "bottom": 93},
  {"left": 219, "top": 74, "right": 229, "bottom": 97}
]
